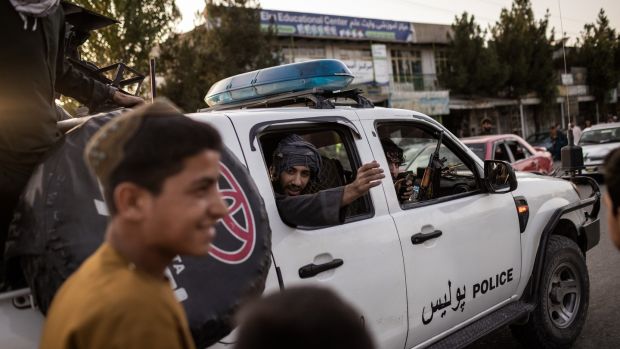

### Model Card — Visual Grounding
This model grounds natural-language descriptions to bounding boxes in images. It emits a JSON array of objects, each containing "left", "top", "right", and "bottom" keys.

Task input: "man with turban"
[{"left": 270, "top": 134, "right": 384, "bottom": 227}]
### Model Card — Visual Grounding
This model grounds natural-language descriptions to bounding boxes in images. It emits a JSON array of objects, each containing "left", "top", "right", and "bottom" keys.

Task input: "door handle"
[
  {"left": 411, "top": 230, "right": 442, "bottom": 244},
  {"left": 299, "top": 259, "right": 344, "bottom": 279}
]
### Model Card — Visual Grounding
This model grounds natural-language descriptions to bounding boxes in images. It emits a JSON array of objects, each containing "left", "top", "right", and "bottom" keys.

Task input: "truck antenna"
[
  {"left": 149, "top": 58, "right": 157, "bottom": 102},
  {"left": 558, "top": 0, "right": 571, "bottom": 133}
]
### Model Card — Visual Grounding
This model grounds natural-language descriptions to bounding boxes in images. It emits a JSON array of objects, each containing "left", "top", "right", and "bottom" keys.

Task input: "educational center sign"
[{"left": 260, "top": 10, "right": 413, "bottom": 42}]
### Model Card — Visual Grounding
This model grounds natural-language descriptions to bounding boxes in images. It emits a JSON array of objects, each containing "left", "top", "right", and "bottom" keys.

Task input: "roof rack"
[{"left": 199, "top": 88, "right": 374, "bottom": 112}]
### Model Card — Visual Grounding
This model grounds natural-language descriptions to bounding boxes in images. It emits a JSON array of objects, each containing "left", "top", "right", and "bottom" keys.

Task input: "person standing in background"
[
  {"left": 480, "top": 118, "right": 493, "bottom": 135},
  {"left": 569, "top": 120, "right": 582, "bottom": 144}
]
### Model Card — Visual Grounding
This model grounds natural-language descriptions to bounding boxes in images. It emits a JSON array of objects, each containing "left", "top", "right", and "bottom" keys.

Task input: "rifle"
[{"left": 413, "top": 131, "right": 444, "bottom": 201}]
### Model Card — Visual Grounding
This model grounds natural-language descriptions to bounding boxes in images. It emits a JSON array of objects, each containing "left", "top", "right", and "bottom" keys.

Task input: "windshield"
[
  {"left": 579, "top": 127, "right": 620, "bottom": 145},
  {"left": 405, "top": 144, "right": 466, "bottom": 173},
  {"left": 465, "top": 143, "right": 486, "bottom": 160}
]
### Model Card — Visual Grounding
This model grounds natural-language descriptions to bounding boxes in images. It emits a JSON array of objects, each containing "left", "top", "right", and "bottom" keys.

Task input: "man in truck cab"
[
  {"left": 381, "top": 138, "right": 413, "bottom": 203},
  {"left": 270, "top": 134, "right": 384, "bottom": 227}
]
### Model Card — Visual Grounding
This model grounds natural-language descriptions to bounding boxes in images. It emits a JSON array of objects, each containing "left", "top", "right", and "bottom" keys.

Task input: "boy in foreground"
[{"left": 40, "top": 99, "right": 228, "bottom": 349}]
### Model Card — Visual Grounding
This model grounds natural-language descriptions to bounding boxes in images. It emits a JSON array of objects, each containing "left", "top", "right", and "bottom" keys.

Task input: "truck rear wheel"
[{"left": 511, "top": 235, "right": 589, "bottom": 348}]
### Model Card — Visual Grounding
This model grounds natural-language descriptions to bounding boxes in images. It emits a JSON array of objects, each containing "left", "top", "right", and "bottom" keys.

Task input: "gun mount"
[{"left": 62, "top": 2, "right": 145, "bottom": 113}]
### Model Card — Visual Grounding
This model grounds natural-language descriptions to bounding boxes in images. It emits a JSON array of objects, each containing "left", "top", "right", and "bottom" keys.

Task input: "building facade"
[
  {"left": 260, "top": 10, "right": 615, "bottom": 139},
  {"left": 261, "top": 9, "right": 451, "bottom": 118}
]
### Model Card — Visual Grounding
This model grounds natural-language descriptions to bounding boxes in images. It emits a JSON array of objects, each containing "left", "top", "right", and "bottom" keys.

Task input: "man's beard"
[
  {"left": 273, "top": 180, "right": 305, "bottom": 196},
  {"left": 284, "top": 183, "right": 304, "bottom": 196}
]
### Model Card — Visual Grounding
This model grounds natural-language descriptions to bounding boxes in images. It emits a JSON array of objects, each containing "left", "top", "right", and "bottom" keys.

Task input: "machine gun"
[
  {"left": 413, "top": 131, "right": 444, "bottom": 201},
  {"left": 62, "top": 2, "right": 145, "bottom": 113}
]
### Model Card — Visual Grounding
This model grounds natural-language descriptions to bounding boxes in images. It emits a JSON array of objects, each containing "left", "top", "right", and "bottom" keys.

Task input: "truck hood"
[{"left": 513, "top": 171, "right": 580, "bottom": 204}]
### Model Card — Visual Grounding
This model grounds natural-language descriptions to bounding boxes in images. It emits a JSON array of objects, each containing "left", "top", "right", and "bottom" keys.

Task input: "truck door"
[
  {"left": 230, "top": 109, "right": 409, "bottom": 349},
  {"left": 358, "top": 112, "right": 522, "bottom": 348}
]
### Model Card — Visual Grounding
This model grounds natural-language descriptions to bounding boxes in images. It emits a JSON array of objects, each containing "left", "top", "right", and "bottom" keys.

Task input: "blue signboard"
[{"left": 260, "top": 10, "right": 413, "bottom": 43}]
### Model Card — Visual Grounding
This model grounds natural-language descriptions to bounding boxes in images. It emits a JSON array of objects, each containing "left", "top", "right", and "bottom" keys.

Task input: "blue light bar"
[{"left": 204, "top": 59, "right": 354, "bottom": 107}]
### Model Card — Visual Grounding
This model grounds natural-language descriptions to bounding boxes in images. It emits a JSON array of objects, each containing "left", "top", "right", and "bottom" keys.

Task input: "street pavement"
[{"left": 468, "top": 184, "right": 620, "bottom": 348}]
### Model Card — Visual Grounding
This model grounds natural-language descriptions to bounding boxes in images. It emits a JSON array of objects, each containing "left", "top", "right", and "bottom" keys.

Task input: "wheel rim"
[{"left": 546, "top": 262, "right": 581, "bottom": 328}]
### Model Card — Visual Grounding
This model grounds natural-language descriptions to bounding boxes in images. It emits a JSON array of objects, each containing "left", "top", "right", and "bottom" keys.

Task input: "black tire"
[
  {"left": 511, "top": 235, "right": 589, "bottom": 349},
  {"left": 6, "top": 112, "right": 272, "bottom": 348}
]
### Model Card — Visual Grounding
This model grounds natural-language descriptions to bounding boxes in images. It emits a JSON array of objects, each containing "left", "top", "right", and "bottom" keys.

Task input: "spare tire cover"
[{"left": 7, "top": 112, "right": 272, "bottom": 348}]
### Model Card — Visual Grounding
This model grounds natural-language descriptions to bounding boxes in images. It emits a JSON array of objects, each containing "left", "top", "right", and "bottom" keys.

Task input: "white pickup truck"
[{"left": 0, "top": 60, "right": 600, "bottom": 349}]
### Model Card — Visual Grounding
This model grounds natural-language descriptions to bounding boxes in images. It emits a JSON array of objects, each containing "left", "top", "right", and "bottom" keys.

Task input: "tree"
[
  {"left": 158, "top": 0, "right": 281, "bottom": 112},
  {"left": 442, "top": 12, "right": 507, "bottom": 96},
  {"left": 157, "top": 26, "right": 218, "bottom": 112},
  {"left": 491, "top": 0, "right": 556, "bottom": 102},
  {"left": 577, "top": 9, "right": 618, "bottom": 116},
  {"left": 58, "top": 0, "right": 179, "bottom": 114},
  {"left": 491, "top": 0, "right": 556, "bottom": 132}
]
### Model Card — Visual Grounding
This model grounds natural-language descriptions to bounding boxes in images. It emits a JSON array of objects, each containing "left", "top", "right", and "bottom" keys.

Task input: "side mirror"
[{"left": 484, "top": 160, "right": 518, "bottom": 193}]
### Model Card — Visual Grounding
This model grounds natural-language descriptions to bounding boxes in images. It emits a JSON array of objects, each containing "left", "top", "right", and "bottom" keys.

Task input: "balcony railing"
[{"left": 390, "top": 74, "right": 444, "bottom": 92}]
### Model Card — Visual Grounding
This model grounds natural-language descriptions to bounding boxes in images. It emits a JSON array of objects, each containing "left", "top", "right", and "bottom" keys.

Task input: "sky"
[{"left": 175, "top": 0, "right": 620, "bottom": 43}]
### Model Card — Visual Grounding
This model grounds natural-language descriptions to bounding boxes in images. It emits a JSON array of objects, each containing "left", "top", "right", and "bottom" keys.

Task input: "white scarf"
[{"left": 9, "top": 0, "right": 61, "bottom": 31}]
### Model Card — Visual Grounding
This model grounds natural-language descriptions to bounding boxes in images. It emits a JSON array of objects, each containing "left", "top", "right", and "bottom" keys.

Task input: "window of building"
[
  {"left": 281, "top": 46, "right": 326, "bottom": 63},
  {"left": 260, "top": 126, "right": 373, "bottom": 228},
  {"left": 434, "top": 49, "right": 449, "bottom": 76},
  {"left": 337, "top": 48, "right": 372, "bottom": 61},
  {"left": 390, "top": 49, "right": 423, "bottom": 89}
]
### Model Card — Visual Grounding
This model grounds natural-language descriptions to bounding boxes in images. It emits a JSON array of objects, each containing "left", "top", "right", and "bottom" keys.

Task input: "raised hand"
[{"left": 341, "top": 161, "right": 385, "bottom": 206}]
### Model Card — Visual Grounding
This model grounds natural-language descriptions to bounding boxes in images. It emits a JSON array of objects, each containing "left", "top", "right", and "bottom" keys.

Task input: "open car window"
[
  {"left": 259, "top": 125, "right": 373, "bottom": 228},
  {"left": 506, "top": 140, "right": 530, "bottom": 161},
  {"left": 376, "top": 123, "right": 480, "bottom": 207},
  {"left": 494, "top": 142, "right": 512, "bottom": 162},
  {"left": 466, "top": 143, "right": 486, "bottom": 160}
]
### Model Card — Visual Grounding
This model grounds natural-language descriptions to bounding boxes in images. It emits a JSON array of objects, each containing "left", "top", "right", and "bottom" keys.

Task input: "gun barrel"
[{"left": 150, "top": 58, "right": 157, "bottom": 101}]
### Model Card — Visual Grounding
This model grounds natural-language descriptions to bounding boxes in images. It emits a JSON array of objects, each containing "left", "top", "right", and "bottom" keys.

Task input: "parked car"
[
  {"left": 579, "top": 122, "right": 620, "bottom": 174},
  {"left": 461, "top": 134, "right": 554, "bottom": 174},
  {"left": 1, "top": 60, "right": 600, "bottom": 349}
]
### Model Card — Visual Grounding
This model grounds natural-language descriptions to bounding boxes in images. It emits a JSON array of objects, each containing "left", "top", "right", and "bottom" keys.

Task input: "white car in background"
[{"left": 579, "top": 122, "right": 620, "bottom": 174}]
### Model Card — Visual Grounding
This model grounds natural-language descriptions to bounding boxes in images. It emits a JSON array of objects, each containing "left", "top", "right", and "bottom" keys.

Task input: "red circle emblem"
[{"left": 209, "top": 163, "right": 256, "bottom": 264}]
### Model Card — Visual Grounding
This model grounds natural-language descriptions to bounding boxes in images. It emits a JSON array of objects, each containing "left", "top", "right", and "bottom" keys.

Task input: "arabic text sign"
[
  {"left": 372, "top": 44, "right": 390, "bottom": 85},
  {"left": 260, "top": 10, "right": 413, "bottom": 42},
  {"left": 391, "top": 91, "right": 450, "bottom": 116}
]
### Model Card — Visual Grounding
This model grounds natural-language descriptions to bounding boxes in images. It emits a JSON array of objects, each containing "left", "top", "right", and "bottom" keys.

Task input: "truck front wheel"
[{"left": 511, "top": 235, "right": 589, "bottom": 348}]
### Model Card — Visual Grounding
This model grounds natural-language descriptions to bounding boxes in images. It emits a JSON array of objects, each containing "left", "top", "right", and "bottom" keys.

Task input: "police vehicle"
[{"left": 0, "top": 60, "right": 600, "bottom": 349}]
